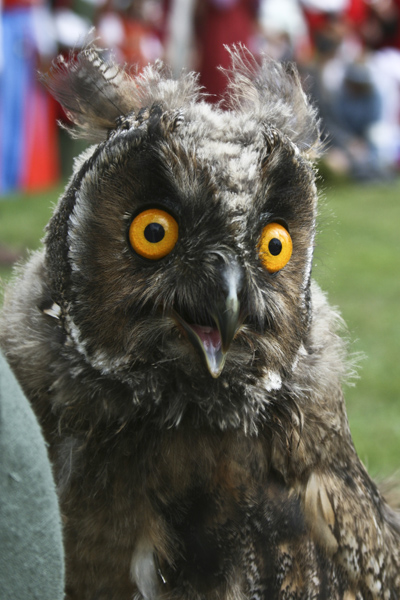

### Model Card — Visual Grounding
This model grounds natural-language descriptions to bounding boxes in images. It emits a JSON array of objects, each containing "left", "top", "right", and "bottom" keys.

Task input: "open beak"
[{"left": 173, "top": 259, "right": 243, "bottom": 378}]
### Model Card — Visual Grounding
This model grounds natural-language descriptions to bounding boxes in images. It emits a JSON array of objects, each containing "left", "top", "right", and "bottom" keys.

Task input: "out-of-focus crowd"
[{"left": 1, "top": 0, "right": 400, "bottom": 195}]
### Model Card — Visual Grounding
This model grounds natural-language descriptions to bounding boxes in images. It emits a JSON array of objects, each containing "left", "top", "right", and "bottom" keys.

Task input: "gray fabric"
[{"left": 0, "top": 352, "right": 64, "bottom": 599}]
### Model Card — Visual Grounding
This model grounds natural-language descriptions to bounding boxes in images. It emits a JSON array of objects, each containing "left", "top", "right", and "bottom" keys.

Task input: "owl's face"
[{"left": 44, "top": 47, "right": 320, "bottom": 429}]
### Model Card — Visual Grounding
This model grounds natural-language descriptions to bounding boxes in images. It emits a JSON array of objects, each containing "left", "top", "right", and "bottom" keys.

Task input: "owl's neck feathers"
[
  {"left": 1, "top": 250, "right": 353, "bottom": 479},
  {"left": 45, "top": 274, "right": 350, "bottom": 454}
]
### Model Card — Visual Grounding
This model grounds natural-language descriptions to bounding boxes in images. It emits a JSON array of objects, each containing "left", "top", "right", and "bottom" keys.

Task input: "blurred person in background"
[
  {"left": 162, "top": 0, "right": 196, "bottom": 75},
  {"left": 362, "top": 0, "right": 400, "bottom": 50},
  {"left": 257, "top": 0, "right": 309, "bottom": 63},
  {"left": 332, "top": 60, "right": 383, "bottom": 179},
  {"left": 194, "top": 0, "right": 260, "bottom": 101},
  {"left": 2, "top": 0, "right": 399, "bottom": 189},
  {"left": 0, "top": 0, "right": 60, "bottom": 195},
  {"left": 163, "top": 0, "right": 260, "bottom": 102},
  {"left": 96, "top": 0, "right": 163, "bottom": 67},
  {"left": 361, "top": 0, "right": 400, "bottom": 172},
  {"left": 298, "top": 0, "right": 400, "bottom": 179}
]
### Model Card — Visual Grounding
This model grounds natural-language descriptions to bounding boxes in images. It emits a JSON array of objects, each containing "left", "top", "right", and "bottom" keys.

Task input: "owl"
[{"left": 1, "top": 45, "right": 399, "bottom": 600}]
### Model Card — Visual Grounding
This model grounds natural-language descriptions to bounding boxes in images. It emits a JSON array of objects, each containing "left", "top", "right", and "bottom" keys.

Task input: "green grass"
[
  {"left": 313, "top": 176, "right": 400, "bottom": 476},
  {"left": 0, "top": 177, "right": 399, "bottom": 476},
  {"left": 0, "top": 185, "right": 63, "bottom": 283}
]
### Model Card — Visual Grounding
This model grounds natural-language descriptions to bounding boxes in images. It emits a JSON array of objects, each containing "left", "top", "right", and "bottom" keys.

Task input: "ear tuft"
[
  {"left": 42, "top": 43, "right": 203, "bottom": 142},
  {"left": 223, "top": 45, "right": 322, "bottom": 159},
  {"left": 41, "top": 44, "right": 138, "bottom": 141}
]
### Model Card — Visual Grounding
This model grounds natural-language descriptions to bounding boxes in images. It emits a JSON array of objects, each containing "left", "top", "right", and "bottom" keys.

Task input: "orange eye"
[
  {"left": 258, "top": 222, "right": 292, "bottom": 273},
  {"left": 129, "top": 208, "right": 178, "bottom": 260}
]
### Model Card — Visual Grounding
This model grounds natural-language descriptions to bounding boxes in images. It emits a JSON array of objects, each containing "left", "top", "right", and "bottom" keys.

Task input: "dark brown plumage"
[{"left": 0, "top": 45, "right": 399, "bottom": 600}]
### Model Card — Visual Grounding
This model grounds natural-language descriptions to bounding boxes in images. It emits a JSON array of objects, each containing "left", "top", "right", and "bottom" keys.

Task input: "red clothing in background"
[{"left": 195, "top": 0, "right": 259, "bottom": 101}]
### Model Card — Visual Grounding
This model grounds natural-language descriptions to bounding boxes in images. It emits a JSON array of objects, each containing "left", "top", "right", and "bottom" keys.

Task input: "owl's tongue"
[
  {"left": 190, "top": 325, "right": 222, "bottom": 353},
  {"left": 188, "top": 324, "right": 225, "bottom": 377},
  {"left": 172, "top": 310, "right": 232, "bottom": 377}
]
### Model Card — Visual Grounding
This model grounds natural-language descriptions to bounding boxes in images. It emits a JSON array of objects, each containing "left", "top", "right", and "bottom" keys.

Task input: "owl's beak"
[{"left": 173, "top": 259, "right": 243, "bottom": 378}]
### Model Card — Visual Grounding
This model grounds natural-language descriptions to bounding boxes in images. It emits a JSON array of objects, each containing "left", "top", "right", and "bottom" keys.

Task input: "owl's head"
[{"left": 43, "top": 46, "right": 321, "bottom": 429}]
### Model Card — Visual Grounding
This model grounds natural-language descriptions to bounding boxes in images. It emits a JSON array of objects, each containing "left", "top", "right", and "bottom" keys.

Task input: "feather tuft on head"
[
  {"left": 41, "top": 45, "right": 134, "bottom": 141},
  {"left": 221, "top": 44, "right": 321, "bottom": 158},
  {"left": 42, "top": 43, "right": 203, "bottom": 142},
  {"left": 43, "top": 43, "right": 320, "bottom": 158}
]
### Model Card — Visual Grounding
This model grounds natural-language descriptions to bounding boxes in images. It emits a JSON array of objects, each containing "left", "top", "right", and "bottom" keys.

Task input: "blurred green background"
[{"left": 0, "top": 175, "right": 399, "bottom": 476}]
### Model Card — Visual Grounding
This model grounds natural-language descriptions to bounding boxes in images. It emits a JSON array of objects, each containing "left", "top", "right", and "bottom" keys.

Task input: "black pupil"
[
  {"left": 144, "top": 222, "right": 165, "bottom": 243},
  {"left": 268, "top": 238, "right": 282, "bottom": 256}
]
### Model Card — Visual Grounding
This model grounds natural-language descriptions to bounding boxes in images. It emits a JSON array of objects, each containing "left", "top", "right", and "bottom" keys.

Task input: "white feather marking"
[
  {"left": 42, "top": 302, "right": 61, "bottom": 319},
  {"left": 291, "top": 343, "right": 307, "bottom": 372},
  {"left": 261, "top": 370, "right": 282, "bottom": 392},
  {"left": 130, "top": 541, "right": 159, "bottom": 600},
  {"left": 304, "top": 472, "right": 338, "bottom": 555}
]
